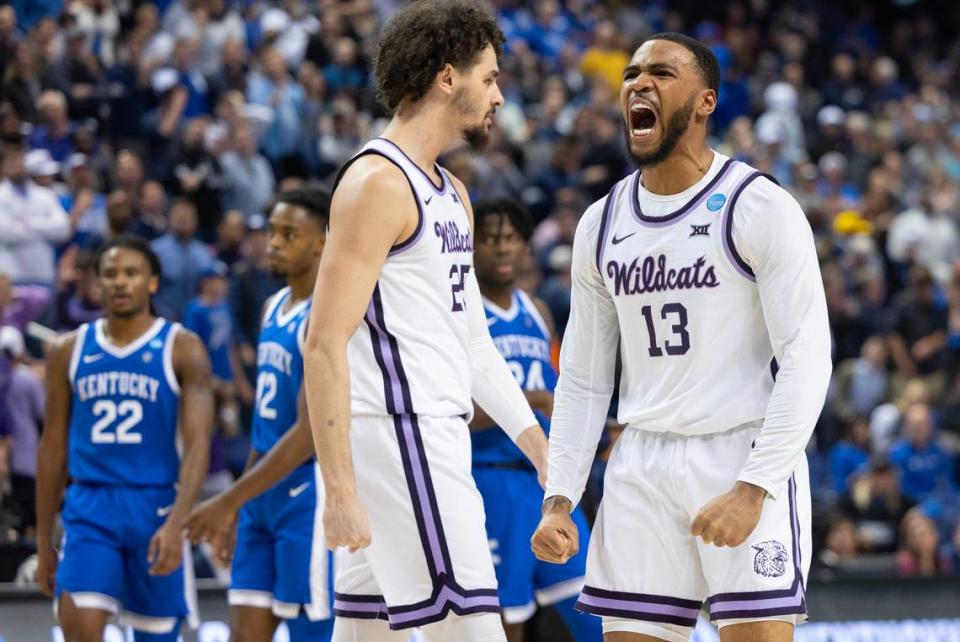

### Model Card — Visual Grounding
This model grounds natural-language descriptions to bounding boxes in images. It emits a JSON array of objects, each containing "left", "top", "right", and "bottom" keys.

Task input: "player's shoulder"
[
  {"left": 47, "top": 328, "right": 82, "bottom": 370},
  {"left": 735, "top": 162, "right": 803, "bottom": 214},
  {"left": 334, "top": 153, "right": 411, "bottom": 203}
]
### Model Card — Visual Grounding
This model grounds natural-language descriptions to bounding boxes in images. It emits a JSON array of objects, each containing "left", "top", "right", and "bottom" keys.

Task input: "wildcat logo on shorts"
[{"left": 752, "top": 540, "right": 788, "bottom": 577}]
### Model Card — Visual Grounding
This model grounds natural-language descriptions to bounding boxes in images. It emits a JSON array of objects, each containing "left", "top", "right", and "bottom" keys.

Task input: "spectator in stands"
[
  {"left": 3, "top": 41, "right": 41, "bottom": 123},
  {"left": 0, "top": 325, "right": 41, "bottom": 537},
  {"left": 219, "top": 124, "right": 274, "bottom": 218},
  {"left": 322, "top": 36, "right": 365, "bottom": 95},
  {"left": 61, "top": 153, "right": 106, "bottom": 247},
  {"left": 247, "top": 46, "right": 304, "bottom": 170},
  {"left": 889, "top": 403, "right": 956, "bottom": 503},
  {"left": 213, "top": 210, "right": 247, "bottom": 268},
  {"left": 887, "top": 266, "right": 948, "bottom": 379},
  {"left": 832, "top": 335, "right": 894, "bottom": 422},
  {"left": 54, "top": 247, "right": 100, "bottom": 331},
  {"left": 27, "top": 90, "right": 75, "bottom": 161},
  {"left": 841, "top": 455, "right": 913, "bottom": 553},
  {"left": 578, "top": 20, "right": 628, "bottom": 96},
  {"left": 44, "top": 26, "right": 101, "bottom": 120},
  {"left": 830, "top": 416, "right": 872, "bottom": 495},
  {"left": 0, "top": 143, "right": 70, "bottom": 288},
  {"left": 167, "top": 117, "right": 224, "bottom": 241},
  {"left": 896, "top": 510, "right": 953, "bottom": 576},
  {"left": 816, "top": 514, "right": 860, "bottom": 575},
  {"left": 149, "top": 197, "right": 213, "bottom": 320},
  {"left": 133, "top": 179, "right": 168, "bottom": 241}
]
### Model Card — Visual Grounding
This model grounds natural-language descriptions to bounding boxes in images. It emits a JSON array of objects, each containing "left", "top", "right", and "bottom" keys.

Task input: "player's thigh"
[
  {"left": 56, "top": 486, "right": 125, "bottom": 604},
  {"left": 718, "top": 619, "right": 794, "bottom": 642},
  {"left": 692, "top": 434, "right": 810, "bottom": 624},
  {"left": 503, "top": 621, "right": 525, "bottom": 642},
  {"left": 58, "top": 592, "right": 111, "bottom": 642},
  {"left": 419, "top": 611, "right": 506, "bottom": 642},
  {"left": 473, "top": 466, "right": 539, "bottom": 621},
  {"left": 229, "top": 605, "right": 279, "bottom": 642},
  {"left": 229, "top": 503, "right": 277, "bottom": 607},
  {"left": 330, "top": 617, "right": 408, "bottom": 642}
]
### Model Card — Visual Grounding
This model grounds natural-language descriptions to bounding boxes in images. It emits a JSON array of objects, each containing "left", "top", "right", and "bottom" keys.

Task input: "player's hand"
[
  {"left": 185, "top": 494, "right": 239, "bottom": 565},
  {"left": 691, "top": 481, "right": 766, "bottom": 547},
  {"left": 531, "top": 496, "right": 578, "bottom": 564},
  {"left": 148, "top": 520, "right": 184, "bottom": 576},
  {"left": 323, "top": 491, "right": 371, "bottom": 553},
  {"left": 35, "top": 541, "right": 59, "bottom": 597}
]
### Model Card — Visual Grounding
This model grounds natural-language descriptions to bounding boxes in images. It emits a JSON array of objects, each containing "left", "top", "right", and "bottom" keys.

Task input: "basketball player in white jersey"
[
  {"left": 302, "top": 2, "right": 548, "bottom": 641},
  {"left": 531, "top": 34, "right": 832, "bottom": 642}
]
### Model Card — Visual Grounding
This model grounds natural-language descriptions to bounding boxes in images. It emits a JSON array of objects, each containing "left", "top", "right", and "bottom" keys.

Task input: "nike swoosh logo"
[
  {"left": 611, "top": 232, "right": 637, "bottom": 245},
  {"left": 288, "top": 482, "right": 310, "bottom": 498},
  {"left": 83, "top": 354, "right": 105, "bottom": 364},
  {"left": 157, "top": 504, "right": 174, "bottom": 517},
  {"left": 424, "top": 195, "right": 433, "bottom": 205}
]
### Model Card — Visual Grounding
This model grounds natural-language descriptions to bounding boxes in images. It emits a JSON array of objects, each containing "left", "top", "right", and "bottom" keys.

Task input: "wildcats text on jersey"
[
  {"left": 74, "top": 371, "right": 161, "bottom": 403},
  {"left": 257, "top": 341, "right": 294, "bottom": 376},
  {"left": 606, "top": 253, "right": 719, "bottom": 296},
  {"left": 435, "top": 219, "right": 473, "bottom": 254}
]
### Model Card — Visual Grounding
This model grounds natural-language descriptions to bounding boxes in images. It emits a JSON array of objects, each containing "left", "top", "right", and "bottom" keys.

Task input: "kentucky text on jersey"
[
  {"left": 606, "top": 253, "right": 719, "bottom": 296},
  {"left": 75, "top": 371, "right": 161, "bottom": 403},
  {"left": 492, "top": 334, "right": 552, "bottom": 362},
  {"left": 258, "top": 341, "right": 294, "bottom": 376},
  {"left": 434, "top": 220, "right": 473, "bottom": 254}
]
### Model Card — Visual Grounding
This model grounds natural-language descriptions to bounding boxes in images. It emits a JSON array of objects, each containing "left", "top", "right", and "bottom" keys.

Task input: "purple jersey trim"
[
  {"left": 721, "top": 171, "right": 764, "bottom": 282},
  {"left": 707, "top": 475, "right": 807, "bottom": 620},
  {"left": 595, "top": 182, "right": 619, "bottom": 275},
  {"left": 352, "top": 285, "right": 501, "bottom": 629},
  {"left": 576, "top": 586, "right": 701, "bottom": 627},
  {"left": 630, "top": 158, "right": 736, "bottom": 227},
  {"left": 376, "top": 137, "right": 448, "bottom": 195}
]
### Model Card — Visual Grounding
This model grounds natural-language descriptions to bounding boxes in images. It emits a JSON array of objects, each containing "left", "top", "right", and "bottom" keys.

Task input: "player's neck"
[
  {"left": 286, "top": 263, "right": 318, "bottom": 304},
  {"left": 380, "top": 106, "right": 458, "bottom": 177},
  {"left": 480, "top": 281, "right": 514, "bottom": 310},
  {"left": 640, "top": 142, "right": 714, "bottom": 196},
  {"left": 103, "top": 312, "right": 156, "bottom": 347}
]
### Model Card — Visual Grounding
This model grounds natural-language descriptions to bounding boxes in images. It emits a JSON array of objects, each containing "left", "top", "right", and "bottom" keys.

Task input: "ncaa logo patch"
[
  {"left": 752, "top": 540, "right": 788, "bottom": 578},
  {"left": 706, "top": 193, "right": 726, "bottom": 211}
]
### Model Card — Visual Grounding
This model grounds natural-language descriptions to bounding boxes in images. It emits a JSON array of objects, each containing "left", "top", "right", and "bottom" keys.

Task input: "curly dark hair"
[{"left": 373, "top": 0, "right": 505, "bottom": 113}]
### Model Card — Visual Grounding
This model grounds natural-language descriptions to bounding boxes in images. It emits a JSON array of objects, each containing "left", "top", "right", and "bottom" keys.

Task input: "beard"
[
  {"left": 453, "top": 86, "right": 492, "bottom": 153},
  {"left": 623, "top": 94, "right": 696, "bottom": 167}
]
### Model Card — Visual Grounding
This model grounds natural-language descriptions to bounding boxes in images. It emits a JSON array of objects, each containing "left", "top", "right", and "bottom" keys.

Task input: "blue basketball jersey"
[
  {"left": 68, "top": 318, "right": 182, "bottom": 486},
  {"left": 471, "top": 290, "right": 556, "bottom": 466},
  {"left": 252, "top": 287, "right": 311, "bottom": 455}
]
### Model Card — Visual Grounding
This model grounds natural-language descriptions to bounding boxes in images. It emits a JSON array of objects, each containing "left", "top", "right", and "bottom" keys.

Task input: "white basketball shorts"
[
  {"left": 576, "top": 422, "right": 811, "bottom": 640},
  {"left": 333, "top": 414, "right": 500, "bottom": 630}
]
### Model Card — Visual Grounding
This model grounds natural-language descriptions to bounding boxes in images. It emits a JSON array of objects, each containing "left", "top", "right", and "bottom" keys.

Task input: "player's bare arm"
[
  {"left": 454, "top": 173, "right": 548, "bottom": 480},
  {"left": 185, "top": 386, "right": 313, "bottom": 562},
  {"left": 147, "top": 329, "right": 213, "bottom": 576},
  {"left": 34, "top": 332, "right": 77, "bottom": 597},
  {"left": 304, "top": 157, "right": 415, "bottom": 552}
]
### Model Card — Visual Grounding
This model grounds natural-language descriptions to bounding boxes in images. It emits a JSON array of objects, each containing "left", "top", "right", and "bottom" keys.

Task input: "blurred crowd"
[{"left": 0, "top": 0, "right": 960, "bottom": 585}]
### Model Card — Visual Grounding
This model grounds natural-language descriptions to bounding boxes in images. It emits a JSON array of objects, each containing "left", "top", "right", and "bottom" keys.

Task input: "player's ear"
[
  {"left": 313, "top": 233, "right": 326, "bottom": 257},
  {"left": 698, "top": 88, "right": 717, "bottom": 119},
  {"left": 148, "top": 274, "right": 159, "bottom": 296},
  {"left": 437, "top": 63, "right": 456, "bottom": 97}
]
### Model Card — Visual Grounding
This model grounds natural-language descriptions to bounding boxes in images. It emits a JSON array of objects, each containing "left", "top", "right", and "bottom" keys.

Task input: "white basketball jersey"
[
  {"left": 336, "top": 138, "right": 474, "bottom": 418},
  {"left": 597, "top": 152, "right": 777, "bottom": 435}
]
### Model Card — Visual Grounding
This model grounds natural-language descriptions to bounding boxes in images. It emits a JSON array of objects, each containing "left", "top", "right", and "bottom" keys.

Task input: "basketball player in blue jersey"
[
  {"left": 532, "top": 34, "right": 831, "bottom": 642},
  {"left": 304, "top": 2, "right": 548, "bottom": 641},
  {"left": 35, "top": 235, "right": 214, "bottom": 642},
  {"left": 470, "top": 199, "right": 601, "bottom": 642},
  {"left": 184, "top": 188, "right": 334, "bottom": 642}
]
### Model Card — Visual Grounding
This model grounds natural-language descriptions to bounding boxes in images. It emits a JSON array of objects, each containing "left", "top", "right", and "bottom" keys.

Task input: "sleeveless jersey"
[
  {"left": 251, "top": 287, "right": 311, "bottom": 454},
  {"left": 472, "top": 290, "right": 556, "bottom": 466},
  {"left": 595, "top": 152, "right": 777, "bottom": 435},
  {"left": 68, "top": 317, "right": 182, "bottom": 486},
  {"left": 335, "top": 138, "right": 474, "bottom": 418}
]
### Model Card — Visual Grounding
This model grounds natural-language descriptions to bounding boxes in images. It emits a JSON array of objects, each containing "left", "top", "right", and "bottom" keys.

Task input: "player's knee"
[
  {"left": 331, "top": 618, "right": 405, "bottom": 642},
  {"left": 423, "top": 612, "right": 506, "bottom": 642},
  {"left": 58, "top": 595, "right": 109, "bottom": 642}
]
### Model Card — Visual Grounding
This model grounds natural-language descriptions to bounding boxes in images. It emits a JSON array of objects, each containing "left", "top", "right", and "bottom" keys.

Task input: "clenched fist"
[
  {"left": 531, "top": 496, "right": 579, "bottom": 564},
  {"left": 691, "top": 480, "right": 766, "bottom": 547}
]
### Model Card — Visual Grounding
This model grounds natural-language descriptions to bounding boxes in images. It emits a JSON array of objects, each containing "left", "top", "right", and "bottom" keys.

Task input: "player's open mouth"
[{"left": 629, "top": 101, "right": 658, "bottom": 139}]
